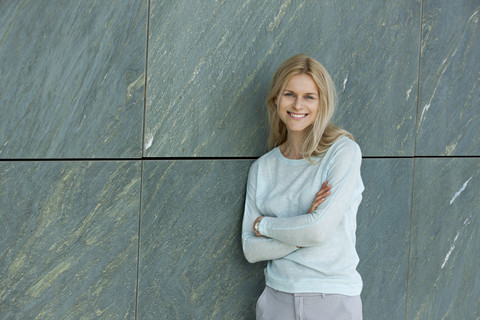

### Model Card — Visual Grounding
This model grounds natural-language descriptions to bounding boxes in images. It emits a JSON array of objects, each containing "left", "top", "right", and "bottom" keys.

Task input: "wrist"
[
  {"left": 254, "top": 220, "right": 261, "bottom": 234},
  {"left": 253, "top": 217, "right": 263, "bottom": 237}
]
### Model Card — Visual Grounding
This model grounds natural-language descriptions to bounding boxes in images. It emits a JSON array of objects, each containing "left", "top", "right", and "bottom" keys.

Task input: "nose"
[{"left": 293, "top": 98, "right": 302, "bottom": 110}]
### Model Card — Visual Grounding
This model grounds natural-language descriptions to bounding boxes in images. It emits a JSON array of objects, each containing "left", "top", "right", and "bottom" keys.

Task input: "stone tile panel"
[
  {"left": 0, "top": 161, "right": 141, "bottom": 319},
  {"left": 357, "top": 159, "right": 413, "bottom": 319},
  {"left": 0, "top": 1, "right": 147, "bottom": 158},
  {"left": 416, "top": 1, "right": 480, "bottom": 156},
  {"left": 145, "top": 1, "right": 420, "bottom": 157},
  {"left": 139, "top": 160, "right": 264, "bottom": 319},
  {"left": 407, "top": 158, "right": 480, "bottom": 319}
]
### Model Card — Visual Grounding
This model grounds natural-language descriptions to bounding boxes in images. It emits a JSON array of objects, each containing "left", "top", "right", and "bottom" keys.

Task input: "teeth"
[{"left": 289, "top": 112, "right": 307, "bottom": 118}]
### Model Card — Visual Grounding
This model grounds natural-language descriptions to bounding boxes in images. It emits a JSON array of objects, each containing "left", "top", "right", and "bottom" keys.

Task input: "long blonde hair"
[{"left": 266, "top": 54, "right": 353, "bottom": 162}]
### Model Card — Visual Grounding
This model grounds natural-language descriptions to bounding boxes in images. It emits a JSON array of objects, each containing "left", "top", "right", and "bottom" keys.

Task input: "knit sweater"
[{"left": 242, "top": 137, "right": 364, "bottom": 296}]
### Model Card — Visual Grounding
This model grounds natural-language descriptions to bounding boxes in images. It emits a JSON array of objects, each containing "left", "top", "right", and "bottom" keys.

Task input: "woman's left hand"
[{"left": 308, "top": 181, "right": 331, "bottom": 213}]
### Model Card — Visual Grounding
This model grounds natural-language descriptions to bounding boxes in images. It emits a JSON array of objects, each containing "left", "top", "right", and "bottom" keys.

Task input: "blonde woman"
[{"left": 242, "top": 54, "right": 363, "bottom": 319}]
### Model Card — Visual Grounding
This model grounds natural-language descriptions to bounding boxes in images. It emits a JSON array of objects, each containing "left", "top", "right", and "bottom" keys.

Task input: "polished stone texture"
[
  {"left": 416, "top": 1, "right": 480, "bottom": 156},
  {"left": 357, "top": 159, "right": 413, "bottom": 319},
  {"left": 145, "top": 0, "right": 420, "bottom": 157},
  {"left": 138, "top": 160, "right": 265, "bottom": 319},
  {"left": 0, "top": 1, "right": 147, "bottom": 159},
  {"left": 407, "top": 159, "right": 480, "bottom": 319},
  {"left": 1, "top": 0, "right": 479, "bottom": 319},
  {"left": 138, "top": 158, "right": 414, "bottom": 319},
  {"left": 0, "top": 161, "right": 141, "bottom": 318}
]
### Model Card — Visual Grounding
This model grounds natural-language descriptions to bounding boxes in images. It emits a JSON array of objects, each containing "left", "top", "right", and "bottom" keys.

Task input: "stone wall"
[{"left": 0, "top": 1, "right": 478, "bottom": 319}]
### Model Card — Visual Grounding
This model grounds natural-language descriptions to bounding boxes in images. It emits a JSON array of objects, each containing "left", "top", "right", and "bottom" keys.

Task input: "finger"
[
  {"left": 312, "top": 197, "right": 325, "bottom": 208},
  {"left": 319, "top": 184, "right": 332, "bottom": 192},
  {"left": 317, "top": 185, "right": 332, "bottom": 195},
  {"left": 315, "top": 192, "right": 331, "bottom": 201},
  {"left": 309, "top": 198, "right": 326, "bottom": 213},
  {"left": 315, "top": 198, "right": 326, "bottom": 206},
  {"left": 317, "top": 189, "right": 331, "bottom": 196}
]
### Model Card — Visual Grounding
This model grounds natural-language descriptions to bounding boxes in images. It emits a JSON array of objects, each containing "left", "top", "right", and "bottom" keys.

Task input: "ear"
[{"left": 274, "top": 96, "right": 277, "bottom": 106}]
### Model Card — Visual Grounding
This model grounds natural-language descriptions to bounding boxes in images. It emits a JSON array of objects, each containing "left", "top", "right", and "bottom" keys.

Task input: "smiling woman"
[
  {"left": 242, "top": 54, "right": 364, "bottom": 320},
  {"left": 275, "top": 73, "right": 319, "bottom": 157},
  {"left": 265, "top": 54, "right": 354, "bottom": 163}
]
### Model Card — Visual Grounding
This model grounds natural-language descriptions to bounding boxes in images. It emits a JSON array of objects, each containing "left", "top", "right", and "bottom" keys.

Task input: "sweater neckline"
[
  {"left": 273, "top": 136, "right": 348, "bottom": 165},
  {"left": 274, "top": 147, "right": 309, "bottom": 164}
]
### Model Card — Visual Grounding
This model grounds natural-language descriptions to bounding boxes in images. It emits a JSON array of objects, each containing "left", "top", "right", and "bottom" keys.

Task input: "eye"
[
  {"left": 305, "top": 95, "right": 315, "bottom": 100},
  {"left": 284, "top": 92, "right": 294, "bottom": 97}
]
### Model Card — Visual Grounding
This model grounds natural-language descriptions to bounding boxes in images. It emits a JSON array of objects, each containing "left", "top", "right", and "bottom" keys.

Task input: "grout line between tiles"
[
  {"left": 405, "top": 2, "right": 424, "bottom": 318},
  {"left": 135, "top": 160, "right": 145, "bottom": 320},
  {"left": 2, "top": 155, "right": 480, "bottom": 162},
  {"left": 413, "top": 0, "right": 424, "bottom": 159},
  {"left": 405, "top": 158, "right": 417, "bottom": 320},
  {"left": 141, "top": 0, "right": 150, "bottom": 160},
  {"left": 136, "top": 1, "right": 150, "bottom": 319}
]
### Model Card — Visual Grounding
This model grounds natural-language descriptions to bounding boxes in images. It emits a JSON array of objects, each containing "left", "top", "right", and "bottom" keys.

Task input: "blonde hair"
[{"left": 266, "top": 54, "right": 353, "bottom": 162}]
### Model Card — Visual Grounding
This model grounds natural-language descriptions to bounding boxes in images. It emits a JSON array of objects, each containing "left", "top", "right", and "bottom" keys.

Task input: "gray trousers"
[{"left": 256, "top": 286, "right": 362, "bottom": 320}]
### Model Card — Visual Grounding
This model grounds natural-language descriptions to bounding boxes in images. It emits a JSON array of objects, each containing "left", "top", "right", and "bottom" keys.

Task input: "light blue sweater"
[{"left": 242, "top": 137, "right": 364, "bottom": 296}]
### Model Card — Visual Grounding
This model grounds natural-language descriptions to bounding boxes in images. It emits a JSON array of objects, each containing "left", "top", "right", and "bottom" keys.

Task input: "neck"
[{"left": 280, "top": 133, "right": 305, "bottom": 159}]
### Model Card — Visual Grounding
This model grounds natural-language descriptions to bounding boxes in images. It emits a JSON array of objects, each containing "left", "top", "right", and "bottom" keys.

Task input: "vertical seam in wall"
[
  {"left": 405, "top": 157, "right": 416, "bottom": 320},
  {"left": 136, "top": 1, "right": 150, "bottom": 318},
  {"left": 406, "top": 2, "right": 424, "bottom": 318},
  {"left": 141, "top": 0, "right": 151, "bottom": 158},
  {"left": 135, "top": 160, "right": 145, "bottom": 320},
  {"left": 413, "top": 0, "right": 424, "bottom": 158}
]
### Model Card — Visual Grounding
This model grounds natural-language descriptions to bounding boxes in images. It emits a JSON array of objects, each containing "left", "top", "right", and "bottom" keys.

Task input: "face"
[{"left": 276, "top": 73, "right": 319, "bottom": 136}]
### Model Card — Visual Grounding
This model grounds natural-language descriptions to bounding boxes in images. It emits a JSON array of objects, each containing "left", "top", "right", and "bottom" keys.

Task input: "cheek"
[
  {"left": 279, "top": 96, "right": 295, "bottom": 107},
  {"left": 310, "top": 102, "right": 320, "bottom": 113},
  {"left": 277, "top": 99, "right": 288, "bottom": 111}
]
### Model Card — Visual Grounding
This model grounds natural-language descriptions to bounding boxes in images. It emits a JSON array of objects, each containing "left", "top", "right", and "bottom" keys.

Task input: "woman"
[{"left": 242, "top": 54, "right": 364, "bottom": 319}]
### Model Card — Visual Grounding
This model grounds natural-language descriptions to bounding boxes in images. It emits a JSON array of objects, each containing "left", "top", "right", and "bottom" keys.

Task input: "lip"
[{"left": 287, "top": 112, "right": 308, "bottom": 119}]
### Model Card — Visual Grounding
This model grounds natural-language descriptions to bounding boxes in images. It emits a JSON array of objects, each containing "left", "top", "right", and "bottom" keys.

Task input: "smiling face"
[{"left": 276, "top": 73, "right": 319, "bottom": 137}]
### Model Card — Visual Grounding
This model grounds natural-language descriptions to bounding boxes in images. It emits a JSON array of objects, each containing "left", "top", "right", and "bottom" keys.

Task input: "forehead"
[{"left": 284, "top": 74, "right": 318, "bottom": 93}]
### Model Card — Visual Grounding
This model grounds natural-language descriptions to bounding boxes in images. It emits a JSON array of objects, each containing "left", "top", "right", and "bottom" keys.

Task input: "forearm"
[
  {"left": 242, "top": 164, "right": 298, "bottom": 262},
  {"left": 242, "top": 234, "right": 297, "bottom": 263},
  {"left": 243, "top": 199, "right": 298, "bottom": 262},
  {"left": 258, "top": 209, "right": 340, "bottom": 247},
  {"left": 258, "top": 154, "right": 363, "bottom": 247}
]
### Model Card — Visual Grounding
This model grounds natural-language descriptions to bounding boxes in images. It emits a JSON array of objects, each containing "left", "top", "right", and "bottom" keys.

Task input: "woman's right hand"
[{"left": 308, "top": 181, "right": 331, "bottom": 213}]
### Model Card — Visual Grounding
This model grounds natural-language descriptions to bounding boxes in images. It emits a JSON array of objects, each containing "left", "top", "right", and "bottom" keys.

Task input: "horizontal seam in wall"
[
  {"left": 1, "top": 155, "right": 480, "bottom": 162},
  {"left": 0, "top": 157, "right": 257, "bottom": 162},
  {"left": 362, "top": 155, "right": 480, "bottom": 159}
]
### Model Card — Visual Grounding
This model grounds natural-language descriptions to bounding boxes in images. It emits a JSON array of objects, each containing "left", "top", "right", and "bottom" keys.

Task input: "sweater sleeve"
[
  {"left": 258, "top": 140, "right": 364, "bottom": 247},
  {"left": 241, "top": 161, "right": 298, "bottom": 263}
]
